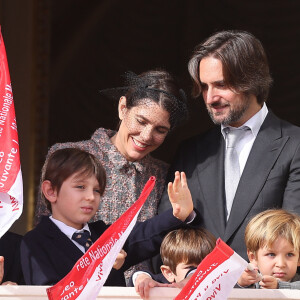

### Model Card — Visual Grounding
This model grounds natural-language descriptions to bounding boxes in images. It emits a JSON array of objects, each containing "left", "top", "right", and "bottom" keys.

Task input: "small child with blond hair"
[{"left": 238, "top": 209, "right": 300, "bottom": 289}]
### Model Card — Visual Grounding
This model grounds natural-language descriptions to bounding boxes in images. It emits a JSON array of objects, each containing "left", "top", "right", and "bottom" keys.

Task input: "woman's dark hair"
[
  {"left": 41, "top": 148, "right": 106, "bottom": 212},
  {"left": 123, "top": 70, "right": 188, "bottom": 130},
  {"left": 188, "top": 30, "right": 273, "bottom": 104}
]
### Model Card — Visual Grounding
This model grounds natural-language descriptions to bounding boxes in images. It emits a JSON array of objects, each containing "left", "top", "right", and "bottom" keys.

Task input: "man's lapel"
[
  {"left": 196, "top": 127, "right": 226, "bottom": 238},
  {"left": 224, "top": 112, "right": 288, "bottom": 241}
]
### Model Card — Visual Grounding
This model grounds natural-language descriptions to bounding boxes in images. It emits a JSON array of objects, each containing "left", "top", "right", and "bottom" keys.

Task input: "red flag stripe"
[{"left": 0, "top": 26, "right": 23, "bottom": 237}]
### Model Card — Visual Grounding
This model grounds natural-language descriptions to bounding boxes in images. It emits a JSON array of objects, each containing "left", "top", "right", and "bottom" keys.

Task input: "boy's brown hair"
[
  {"left": 41, "top": 148, "right": 106, "bottom": 212},
  {"left": 245, "top": 209, "right": 300, "bottom": 255},
  {"left": 160, "top": 227, "right": 216, "bottom": 274}
]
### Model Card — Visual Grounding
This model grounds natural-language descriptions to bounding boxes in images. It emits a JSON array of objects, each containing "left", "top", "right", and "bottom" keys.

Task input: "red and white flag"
[
  {"left": 175, "top": 239, "right": 247, "bottom": 300},
  {"left": 47, "top": 176, "right": 156, "bottom": 300},
  {"left": 0, "top": 27, "right": 23, "bottom": 237}
]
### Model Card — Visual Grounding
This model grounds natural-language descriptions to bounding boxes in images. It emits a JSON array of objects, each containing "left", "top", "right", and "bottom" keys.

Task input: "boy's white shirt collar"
[{"left": 49, "top": 215, "right": 91, "bottom": 241}]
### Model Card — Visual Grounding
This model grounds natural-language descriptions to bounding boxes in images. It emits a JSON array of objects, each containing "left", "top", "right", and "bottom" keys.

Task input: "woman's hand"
[{"left": 168, "top": 171, "right": 193, "bottom": 221}]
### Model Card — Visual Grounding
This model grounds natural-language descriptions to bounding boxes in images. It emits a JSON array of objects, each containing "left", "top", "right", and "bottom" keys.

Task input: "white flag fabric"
[
  {"left": 0, "top": 27, "right": 23, "bottom": 237},
  {"left": 175, "top": 238, "right": 247, "bottom": 300},
  {"left": 47, "top": 177, "right": 155, "bottom": 300}
]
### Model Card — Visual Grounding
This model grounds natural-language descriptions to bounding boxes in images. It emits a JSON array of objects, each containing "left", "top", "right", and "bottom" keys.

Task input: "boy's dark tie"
[{"left": 72, "top": 230, "right": 93, "bottom": 252}]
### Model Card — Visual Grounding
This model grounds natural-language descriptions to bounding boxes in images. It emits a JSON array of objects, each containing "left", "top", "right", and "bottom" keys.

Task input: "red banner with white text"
[
  {"left": 47, "top": 176, "right": 156, "bottom": 300},
  {"left": 175, "top": 239, "right": 247, "bottom": 300},
  {"left": 0, "top": 27, "right": 23, "bottom": 237}
]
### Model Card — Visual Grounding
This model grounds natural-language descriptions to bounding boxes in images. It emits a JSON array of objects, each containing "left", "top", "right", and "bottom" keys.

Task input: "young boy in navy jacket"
[{"left": 21, "top": 148, "right": 197, "bottom": 286}]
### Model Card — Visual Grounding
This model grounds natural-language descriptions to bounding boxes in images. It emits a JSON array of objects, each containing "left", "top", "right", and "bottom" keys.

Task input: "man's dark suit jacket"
[
  {"left": 0, "top": 231, "right": 24, "bottom": 284},
  {"left": 159, "top": 111, "right": 300, "bottom": 261},
  {"left": 21, "top": 209, "right": 195, "bottom": 286}
]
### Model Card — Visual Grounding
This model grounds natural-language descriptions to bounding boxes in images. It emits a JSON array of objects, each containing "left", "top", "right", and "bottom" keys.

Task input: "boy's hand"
[
  {"left": 0, "top": 256, "right": 16, "bottom": 285},
  {"left": 168, "top": 171, "right": 193, "bottom": 221},
  {"left": 237, "top": 267, "right": 261, "bottom": 287},
  {"left": 135, "top": 273, "right": 171, "bottom": 300},
  {"left": 169, "top": 276, "right": 190, "bottom": 289},
  {"left": 1, "top": 281, "right": 17, "bottom": 285},
  {"left": 259, "top": 275, "right": 278, "bottom": 289},
  {"left": 113, "top": 249, "right": 127, "bottom": 270},
  {"left": 0, "top": 256, "right": 3, "bottom": 284}
]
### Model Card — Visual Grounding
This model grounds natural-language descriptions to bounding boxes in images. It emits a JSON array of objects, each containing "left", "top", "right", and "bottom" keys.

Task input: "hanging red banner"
[{"left": 0, "top": 27, "right": 23, "bottom": 237}]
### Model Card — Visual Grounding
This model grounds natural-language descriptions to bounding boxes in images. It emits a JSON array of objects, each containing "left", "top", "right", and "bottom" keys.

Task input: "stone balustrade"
[{"left": 0, "top": 286, "right": 300, "bottom": 299}]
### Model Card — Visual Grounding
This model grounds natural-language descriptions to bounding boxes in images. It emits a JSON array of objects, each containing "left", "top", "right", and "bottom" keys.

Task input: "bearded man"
[{"left": 158, "top": 30, "right": 300, "bottom": 261}]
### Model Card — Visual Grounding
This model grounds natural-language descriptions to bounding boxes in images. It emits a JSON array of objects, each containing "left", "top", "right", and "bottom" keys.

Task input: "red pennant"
[
  {"left": 175, "top": 239, "right": 247, "bottom": 300},
  {"left": 0, "top": 27, "right": 23, "bottom": 237}
]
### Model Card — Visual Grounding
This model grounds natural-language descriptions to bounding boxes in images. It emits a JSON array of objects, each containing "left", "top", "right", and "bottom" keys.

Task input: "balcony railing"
[{"left": 0, "top": 286, "right": 300, "bottom": 299}]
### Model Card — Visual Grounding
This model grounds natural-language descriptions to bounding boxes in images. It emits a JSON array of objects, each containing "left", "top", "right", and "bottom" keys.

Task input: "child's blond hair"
[{"left": 245, "top": 209, "right": 300, "bottom": 255}]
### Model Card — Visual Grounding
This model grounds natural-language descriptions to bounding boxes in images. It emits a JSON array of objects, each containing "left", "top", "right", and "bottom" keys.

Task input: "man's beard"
[{"left": 207, "top": 98, "right": 250, "bottom": 126}]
